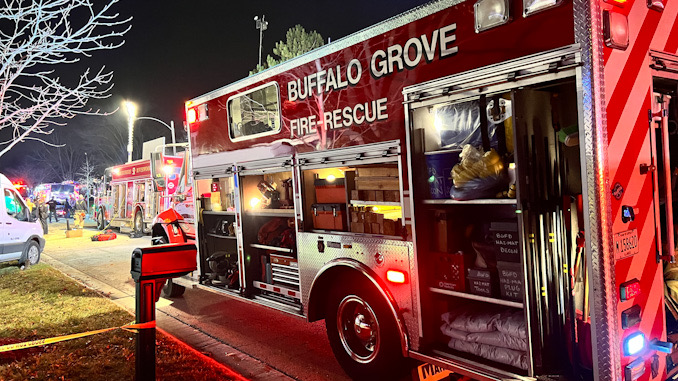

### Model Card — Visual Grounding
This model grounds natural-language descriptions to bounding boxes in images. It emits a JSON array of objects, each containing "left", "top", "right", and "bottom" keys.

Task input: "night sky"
[{"left": 0, "top": 0, "right": 431, "bottom": 173}]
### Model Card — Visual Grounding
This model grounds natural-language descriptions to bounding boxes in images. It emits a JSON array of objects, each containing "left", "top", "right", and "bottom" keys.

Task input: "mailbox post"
[{"left": 130, "top": 243, "right": 197, "bottom": 381}]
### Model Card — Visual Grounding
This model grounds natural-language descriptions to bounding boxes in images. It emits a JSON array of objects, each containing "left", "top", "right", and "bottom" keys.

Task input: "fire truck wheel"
[
  {"left": 19, "top": 241, "right": 41, "bottom": 269},
  {"left": 134, "top": 211, "right": 144, "bottom": 235},
  {"left": 97, "top": 209, "right": 106, "bottom": 230},
  {"left": 162, "top": 279, "right": 186, "bottom": 298},
  {"left": 325, "top": 278, "right": 404, "bottom": 379}
]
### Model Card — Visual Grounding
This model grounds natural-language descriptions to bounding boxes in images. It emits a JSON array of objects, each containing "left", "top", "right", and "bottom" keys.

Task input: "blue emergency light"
[{"left": 623, "top": 332, "right": 645, "bottom": 357}]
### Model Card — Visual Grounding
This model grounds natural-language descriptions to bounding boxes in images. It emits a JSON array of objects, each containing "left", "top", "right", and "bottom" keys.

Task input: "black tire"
[
  {"left": 19, "top": 241, "right": 41, "bottom": 269},
  {"left": 325, "top": 276, "right": 405, "bottom": 380},
  {"left": 162, "top": 279, "right": 186, "bottom": 298},
  {"left": 97, "top": 208, "right": 106, "bottom": 230},
  {"left": 134, "top": 211, "right": 144, "bottom": 235}
]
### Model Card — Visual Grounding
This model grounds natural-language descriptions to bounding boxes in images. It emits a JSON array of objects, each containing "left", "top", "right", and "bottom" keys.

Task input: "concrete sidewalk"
[{"left": 40, "top": 221, "right": 294, "bottom": 381}]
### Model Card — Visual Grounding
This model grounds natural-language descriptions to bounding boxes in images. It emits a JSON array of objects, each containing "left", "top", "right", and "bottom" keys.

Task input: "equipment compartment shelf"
[
  {"left": 203, "top": 210, "right": 236, "bottom": 215},
  {"left": 310, "top": 229, "right": 404, "bottom": 240},
  {"left": 207, "top": 233, "right": 237, "bottom": 240},
  {"left": 244, "top": 209, "right": 295, "bottom": 217},
  {"left": 349, "top": 200, "right": 401, "bottom": 206},
  {"left": 250, "top": 243, "right": 294, "bottom": 253},
  {"left": 429, "top": 287, "right": 523, "bottom": 309},
  {"left": 423, "top": 199, "right": 517, "bottom": 205}
]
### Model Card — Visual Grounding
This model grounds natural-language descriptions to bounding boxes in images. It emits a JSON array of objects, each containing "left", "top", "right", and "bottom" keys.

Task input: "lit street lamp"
[
  {"left": 124, "top": 100, "right": 137, "bottom": 163},
  {"left": 254, "top": 15, "right": 268, "bottom": 68},
  {"left": 123, "top": 100, "right": 178, "bottom": 159}
]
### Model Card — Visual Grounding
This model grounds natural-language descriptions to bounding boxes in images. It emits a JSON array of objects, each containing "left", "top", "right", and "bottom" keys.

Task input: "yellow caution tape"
[{"left": 0, "top": 321, "right": 156, "bottom": 353}]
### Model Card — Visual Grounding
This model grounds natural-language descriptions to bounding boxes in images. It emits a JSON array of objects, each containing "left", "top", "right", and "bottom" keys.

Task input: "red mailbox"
[{"left": 130, "top": 243, "right": 197, "bottom": 381}]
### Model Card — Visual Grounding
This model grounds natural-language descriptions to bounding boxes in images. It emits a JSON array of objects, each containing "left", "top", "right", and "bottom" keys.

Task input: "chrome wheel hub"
[{"left": 337, "top": 295, "right": 380, "bottom": 363}]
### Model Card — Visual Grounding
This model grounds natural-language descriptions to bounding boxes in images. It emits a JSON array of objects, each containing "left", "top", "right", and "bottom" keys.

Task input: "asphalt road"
[{"left": 38, "top": 221, "right": 420, "bottom": 381}]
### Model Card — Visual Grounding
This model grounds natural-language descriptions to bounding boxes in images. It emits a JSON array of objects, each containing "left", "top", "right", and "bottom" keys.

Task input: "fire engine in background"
[
  {"left": 33, "top": 181, "right": 81, "bottom": 216},
  {"left": 11, "top": 179, "right": 29, "bottom": 199},
  {"left": 95, "top": 154, "right": 184, "bottom": 234},
  {"left": 150, "top": 0, "right": 678, "bottom": 380}
]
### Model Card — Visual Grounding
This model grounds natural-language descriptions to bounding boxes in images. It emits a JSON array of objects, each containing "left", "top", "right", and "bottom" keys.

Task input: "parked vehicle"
[
  {"left": 150, "top": 0, "right": 678, "bottom": 380},
  {"left": 95, "top": 155, "right": 184, "bottom": 234},
  {"left": 33, "top": 181, "right": 80, "bottom": 217},
  {"left": 0, "top": 174, "right": 44, "bottom": 267}
]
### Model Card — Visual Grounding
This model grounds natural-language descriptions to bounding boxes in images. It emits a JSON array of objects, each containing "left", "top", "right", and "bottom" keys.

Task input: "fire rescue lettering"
[
  {"left": 288, "top": 22, "right": 458, "bottom": 138},
  {"left": 290, "top": 98, "right": 388, "bottom": 135}
]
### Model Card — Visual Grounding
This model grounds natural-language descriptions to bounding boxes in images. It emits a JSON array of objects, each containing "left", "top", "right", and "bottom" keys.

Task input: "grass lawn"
[{"left": 0, "top": 263, "right": 241, "bottom": 380}]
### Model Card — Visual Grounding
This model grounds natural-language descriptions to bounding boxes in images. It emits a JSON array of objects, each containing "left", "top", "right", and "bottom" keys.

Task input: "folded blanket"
[
  {"left": 441, "top": 308, "right": 527, "bottom": 339},
  {"left": 495, "top": 310, "right": 527, "bottom": 339},
  {"left": 441, "top": 310, "right": 501, "bottom": 333},
  {"left": 440, "top": 325, "right": 528, "bottom": 351},
  {"left": 448, "top": 338, "right": 528, "bottom": 370}
]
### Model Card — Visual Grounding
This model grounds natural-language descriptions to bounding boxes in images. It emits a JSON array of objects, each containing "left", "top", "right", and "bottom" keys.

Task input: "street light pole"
[
  {"left": 125, "top": 101, "right": 137, "bottom": 163},
  {"left": 84, "top": 152, "right": 90, "bottom": 215},
  {"left": 135, "top": 116, "right": 177, "bottom": 155},
  {"left": 254, "top": 15, "right": 268, "bottom": 68}
]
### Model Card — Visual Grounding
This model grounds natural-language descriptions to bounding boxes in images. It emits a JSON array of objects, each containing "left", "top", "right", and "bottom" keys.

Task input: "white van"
[{"left": 0, "top": 174, "right": 44, "bottom": 267}]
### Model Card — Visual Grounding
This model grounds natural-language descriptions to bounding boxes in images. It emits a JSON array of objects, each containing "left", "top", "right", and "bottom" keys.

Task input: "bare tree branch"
[{"left": 0, "top": 0, "right": 131, "bottom": 157}]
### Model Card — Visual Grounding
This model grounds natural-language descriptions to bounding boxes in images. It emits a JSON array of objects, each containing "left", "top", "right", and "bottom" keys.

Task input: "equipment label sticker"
[{"left": 614, "top": 229, "right": 639, "bottom": 260}]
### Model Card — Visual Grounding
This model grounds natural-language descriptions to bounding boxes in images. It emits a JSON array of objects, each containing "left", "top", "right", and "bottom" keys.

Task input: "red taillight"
[
  {"left": 386, "top": 270, "right": 406, "bottom": 284},
  {"left": 187, "top": 108, "right": 198, "bottom": 124}
]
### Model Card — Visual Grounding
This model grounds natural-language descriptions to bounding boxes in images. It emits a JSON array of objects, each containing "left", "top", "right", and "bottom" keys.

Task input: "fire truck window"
[{"left": 227, "top": 83, "right": 281, "bottom": 140}]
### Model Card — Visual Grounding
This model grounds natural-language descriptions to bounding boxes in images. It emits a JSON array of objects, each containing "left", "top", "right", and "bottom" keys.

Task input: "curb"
[{"left": 41, "top": 254, "right": 295, "bottom": 381}]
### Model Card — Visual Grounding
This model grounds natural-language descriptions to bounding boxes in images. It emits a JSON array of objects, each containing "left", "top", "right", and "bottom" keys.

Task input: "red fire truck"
[
  {"left": 96, "top": 156, "right": 183, "bottom": 234},
  {"left": 152, "top": 0, "right": 678, "bottom": 379}
]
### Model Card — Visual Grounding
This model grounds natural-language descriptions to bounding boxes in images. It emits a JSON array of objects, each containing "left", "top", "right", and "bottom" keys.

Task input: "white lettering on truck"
[{"left": 287, "top": 22, "right": 457, "bottom": 137}]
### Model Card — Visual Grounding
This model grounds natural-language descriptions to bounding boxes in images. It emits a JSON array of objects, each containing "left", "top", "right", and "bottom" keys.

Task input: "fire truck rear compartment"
[{"left": 409, "top": 79, "right": 589, "bottom": 378}]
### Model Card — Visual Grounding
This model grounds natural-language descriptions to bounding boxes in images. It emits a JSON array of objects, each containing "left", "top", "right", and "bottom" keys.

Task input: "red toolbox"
[
  {"left": 314, "top": 178, "right": 346, "bottom": 203},
  {"left": 312, "top": 203, "right": 347, "bottom": 231}
]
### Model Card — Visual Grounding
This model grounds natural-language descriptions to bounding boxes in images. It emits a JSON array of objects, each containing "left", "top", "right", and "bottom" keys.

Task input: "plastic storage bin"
[
  {"left": 497, "top": 261, "right": 523, "bottom": 301},
  {"left": 467, "top": 267, "right": 495, "bottom": 297},
  {"left": 490, "top": 221, "right": 520, "bottom": 262},
  {"left": 425, "top": 150, "right": 461, "bottom": 199}
]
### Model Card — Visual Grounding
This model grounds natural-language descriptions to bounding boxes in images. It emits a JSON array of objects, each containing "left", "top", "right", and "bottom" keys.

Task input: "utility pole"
[
  {"left": 84, "top": 152, "right": 90, "bottom": 215},
  {"left": 254, "top": 15, "right": 268, "bottom": 68}
]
